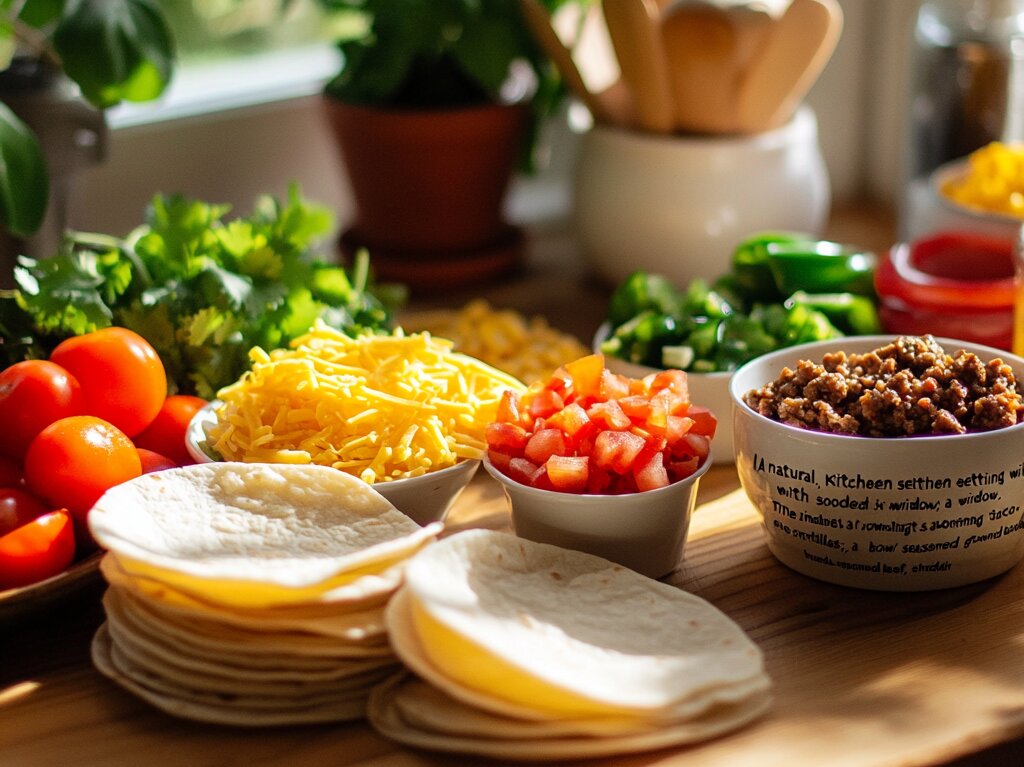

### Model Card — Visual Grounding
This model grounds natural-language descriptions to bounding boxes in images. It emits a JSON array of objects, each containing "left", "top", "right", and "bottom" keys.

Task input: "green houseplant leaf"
[
  {"left": 52, "top": 0, "right": 175, "bottom": 108},
  {"left": 0, "top": 102, "right": 47, "bottom": 238}
]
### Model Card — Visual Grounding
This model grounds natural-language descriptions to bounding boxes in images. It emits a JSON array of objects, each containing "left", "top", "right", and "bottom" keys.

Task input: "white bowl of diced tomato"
[{"left": 483, "top": 353, "right": 714, "bottom": 579}]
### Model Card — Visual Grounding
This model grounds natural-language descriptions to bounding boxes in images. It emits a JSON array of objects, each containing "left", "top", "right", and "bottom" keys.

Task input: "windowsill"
[{"left": 106, "top": 43, "right": 341, "bottom": 130}]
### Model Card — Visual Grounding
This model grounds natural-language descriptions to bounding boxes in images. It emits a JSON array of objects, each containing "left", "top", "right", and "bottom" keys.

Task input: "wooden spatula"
[
  {"left": 733, "top": 0, "right": 842, "bottom": 132},
  {"left": 602, "top": 0, "right": 675, "bottom": 132}
]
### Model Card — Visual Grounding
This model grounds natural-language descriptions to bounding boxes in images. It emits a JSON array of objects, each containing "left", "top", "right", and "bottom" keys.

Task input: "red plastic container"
[{"left": 875, "top": 231, "right": 1015, "bottom": 350}]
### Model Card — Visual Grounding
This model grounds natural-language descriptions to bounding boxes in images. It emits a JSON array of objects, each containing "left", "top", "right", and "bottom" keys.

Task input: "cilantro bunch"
[{"left": 0, "top": 187, "right": 403, "bottom": 398}]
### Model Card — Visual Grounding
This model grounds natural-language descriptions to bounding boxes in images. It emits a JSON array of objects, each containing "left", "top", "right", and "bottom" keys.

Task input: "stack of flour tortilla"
[
  {"left": 369, "top": 529, "right": 771, "bottom": 760},
  {"left": 88, "top": 462, "right": 441, "bottom": 726}
]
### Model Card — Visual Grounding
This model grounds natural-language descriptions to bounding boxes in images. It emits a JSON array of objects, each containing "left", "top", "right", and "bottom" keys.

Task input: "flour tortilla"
[
  {"left": 106, "top": 587, "right": 391, "bottom": 658},
  {"left": 402, "top": 529, "right": 768, "bottom": 716},
  {"left": 100, "top": 553, "right": 398, "bottom": 633},
  {"left": 88, "top": 462, "right": 440, "bottom": 607},
  {"left": 92, "top": 625, "right": 370, "bottom": 726},
  {"left": 103, "top": 593, "right": 399, "bottom": 680},
  {"left": 366, "top": 673, "right": 773, "bottom": 761},
  {"left": 387, "top": 588, "right": 767, "bottom": 724}
]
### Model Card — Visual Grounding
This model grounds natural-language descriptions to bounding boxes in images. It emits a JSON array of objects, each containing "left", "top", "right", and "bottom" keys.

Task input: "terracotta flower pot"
[{"left": 323, "top": 98, "right": 529, "bottom": 287}]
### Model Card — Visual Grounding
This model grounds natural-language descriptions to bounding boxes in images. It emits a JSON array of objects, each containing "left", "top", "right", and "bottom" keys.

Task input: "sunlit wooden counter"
[{"left": 5, "top": 203, "right": 1024, "bottom": 766}]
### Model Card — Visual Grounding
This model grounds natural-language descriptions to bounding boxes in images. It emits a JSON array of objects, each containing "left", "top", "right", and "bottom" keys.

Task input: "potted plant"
[
  {"left": 0, "top": 1, "right": 174, "bottom": 259},
  {"left": 318, "top": 0, "right": 585, "bottom": 289}
]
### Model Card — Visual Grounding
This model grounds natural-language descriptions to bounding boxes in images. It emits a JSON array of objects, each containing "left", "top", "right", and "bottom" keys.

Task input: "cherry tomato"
[
  {"left": 137, "top": 448, "right": 178, "bottom": 474},
  {"left": 50, "top": 327, "right": 166, "bottom": 437},
  {"left": 0, "top": 456, "right": 24, "bottom": 488},
  {"left": 24, "top": 416, "right": 142, "bottom": 528},
  {"left": 0, "top": 487, "right": 50, "bottom": 537},
  {"left": 0, "top": 359, "right": 85, "bottom": 459},
  {"left": 0, "top": 509, "right": 76, "bottom": 590},
  {"left": 132, "top": 395, "right": 207, "bottom": 466}
]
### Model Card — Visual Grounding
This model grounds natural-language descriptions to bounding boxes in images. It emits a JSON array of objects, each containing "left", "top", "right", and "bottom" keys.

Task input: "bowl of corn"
[{"left": 907, "top": 142, "right": 1024, "bottom": 241}]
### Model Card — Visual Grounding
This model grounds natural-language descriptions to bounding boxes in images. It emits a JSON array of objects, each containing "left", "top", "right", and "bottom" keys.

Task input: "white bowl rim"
[{"left": 730, "top": 334, "right": 1024, "bottom": 444}]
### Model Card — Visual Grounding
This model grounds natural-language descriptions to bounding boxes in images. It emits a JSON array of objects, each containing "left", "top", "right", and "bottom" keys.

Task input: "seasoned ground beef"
[{"left": 743, "top": 336, "right": 1023, "bottom": 436}]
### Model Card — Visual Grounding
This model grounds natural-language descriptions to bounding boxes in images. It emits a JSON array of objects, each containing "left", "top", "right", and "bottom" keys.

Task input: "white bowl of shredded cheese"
[{"left": 186, "top": 402, "right": 480, "bottom": 527}]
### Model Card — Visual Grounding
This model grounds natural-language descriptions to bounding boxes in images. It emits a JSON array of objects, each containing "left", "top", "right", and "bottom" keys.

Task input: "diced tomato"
[
  {"left": 600, "top": 369, "right": 631, "bottom": 400},
  {"left": 673, "top": 433, "right": 711, "bottom": 461},
  {"left": 565, "top": 354, "right": 604, "bottom": 404},
  {"left": 593, "top": 430, "right": 647, "bottom": 473},
  {"left": 496, "top": 389, "right": 521, "bottom": 424},
  {"left": 663, "top": 415, "right": 695, "bottom": 443},
  {"left": 544, "top": 402, "right": 591, "bottom": 440},
  {"left": 633, "top": 449, "right": 670, "bottom": 491},
  {"left": 618, "top": 394, "right": 651, "bottom": 420},
  {"left": 485, "top": 353, "right": 711, "bottom": 495},
  {"left": 686, "top": 406, "right": 718, "bottom": 438},
  {"left": 486, "top": 422, "right": 531, "bottom": 453},
  {"left": 545, "top": 455, "right": 589, "bottom": 493},
  {"left": 648, "top": 369, "right": 689, "bottom": 400},
  {"left": 546, "top": 366, "right": 574, "bottom": 399},
  {"left": 668, "top": 456, "right": 701, "bottom": 482},
  {"left": 508, "top": 457, "right": 544, "bottom": 487},
  {"left": 524, "top": 428, "right": 569, "bottom": 465},
  {"left": 609, "top": 472, "right": 639, "bottom": 495},
  {"left": 587, "top": 399, "right": 631, "bottom": 431},
  {"left": 645, "top": 390, "right": 673, "bottom": 430},
  {"left": 587, "top": 464, "right": 614, "bottom": 494},
  {"left": 487, "top": 449, "right": 513, "bottom": 472},
  {"left": 527, "top": 387, "right": 565, "bottom": 420}
]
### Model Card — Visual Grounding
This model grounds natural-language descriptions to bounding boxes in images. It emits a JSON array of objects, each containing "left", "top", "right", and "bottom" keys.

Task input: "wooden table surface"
[{"left": 5, "top": 204, "right": 1024, "bottom": 766}]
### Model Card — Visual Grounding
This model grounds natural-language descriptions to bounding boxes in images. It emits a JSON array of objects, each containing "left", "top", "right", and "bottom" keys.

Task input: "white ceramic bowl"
[
  {"left": 731, "top": 335, "right": 1024, "bottom": 591},
  {"left": 572, "top": 106, "right": 830, "bottom": 288},
  {"left": 903, "top": 157, "right": 1023, "bottom": 242},
  {"left": 185, "top": 403, "right": 479, "bottom": 527},
  {"left": 482, "top": 453, "right": 711, "bottom": 580}
]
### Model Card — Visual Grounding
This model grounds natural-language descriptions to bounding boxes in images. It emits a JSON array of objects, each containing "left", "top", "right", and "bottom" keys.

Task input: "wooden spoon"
[
  {"left": 734, "top": 0, "right": 842, "bottom": 132},
  {"left": 519, "top": 0, "right": 617, "bottom": 125},
  {"left": 602, "top": 0, "right": 675, "bottom": 132},
  {"left": 660, "top": 1, "right": 741, "bottom": 134}
]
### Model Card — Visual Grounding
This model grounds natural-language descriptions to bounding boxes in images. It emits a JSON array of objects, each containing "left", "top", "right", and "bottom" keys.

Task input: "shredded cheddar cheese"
[
  {"left": 941, "top": 141, "right": 1024, "bottom": 218},
  {"left": 399, "top": 300, "right": 590, "bottom": 384},
  {"left": 207, "top": 323, "right": 526, "bottom": 483}
]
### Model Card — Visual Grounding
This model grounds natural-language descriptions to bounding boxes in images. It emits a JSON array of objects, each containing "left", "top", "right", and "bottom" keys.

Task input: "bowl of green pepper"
[{"left": 595, "top": 232, "right": 884, "bottom": 463}]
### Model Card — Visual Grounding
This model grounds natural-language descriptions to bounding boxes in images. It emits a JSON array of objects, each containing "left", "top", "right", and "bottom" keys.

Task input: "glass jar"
[
  {"left": 901, "top": 0, "right": 1024, "bottom": 239},
  {"left": 876, "top": 230, "right": 1015, "bottom": 350}
]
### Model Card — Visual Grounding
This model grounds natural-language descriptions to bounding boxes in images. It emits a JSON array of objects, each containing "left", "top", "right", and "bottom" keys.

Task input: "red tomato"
[
  {"left": 49, "top": 327, "right": 166, "bottom": 437},
  {"left": 0, "top": 509, "right": 76, "bottom": 589},
  {"left": 132, "top": 394, "right": 207, "bottom": 466},
  {"left": 0, "top": 456, "right": 24, "bottom": 488},
  {"left": 137, "top": 448, "right": 179, "bottom": 474},
  {"left": 0, "top": 488, "right": 50, "bottom": 537},
  {"left": 0, "top": 359, "right": 86, "bottom": 459},
  {"left": 24, "top": 416, "right": 142, "bottom": 527}
]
